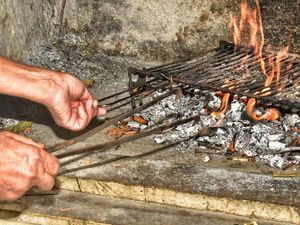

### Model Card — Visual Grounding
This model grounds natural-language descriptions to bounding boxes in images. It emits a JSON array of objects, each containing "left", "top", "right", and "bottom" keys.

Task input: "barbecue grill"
[
  {"left": 129, "top": 41, "right": 300, "bottom": 111},
  {"left": 49, "top": 41, "right": 300, "bottom": 174}
]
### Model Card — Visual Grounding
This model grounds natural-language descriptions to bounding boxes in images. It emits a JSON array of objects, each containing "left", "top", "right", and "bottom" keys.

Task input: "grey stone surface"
[
  {"left": 2, "top": 190, "right": 294, "bottom": 225},
  {"left": 61, "top": 157, "right": 300, "bottom": 208},
  {"left": 0, "top": 0, "right": 300, "bottom": 216}
]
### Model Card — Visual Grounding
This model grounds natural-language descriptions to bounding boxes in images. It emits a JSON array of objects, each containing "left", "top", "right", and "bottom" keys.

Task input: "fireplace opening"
[{"left": 0, "top": 0, "right": 300, "bottom": 224}]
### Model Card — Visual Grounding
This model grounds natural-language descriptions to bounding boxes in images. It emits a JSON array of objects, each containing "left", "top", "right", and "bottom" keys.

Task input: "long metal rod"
[
  {"left": 59, "top": 127, "right": 213, "bottom": 175},
  {"left": 55, "top": 114, "right": 202, "bottom": 159},
  {"left": 47, "top": 88, "right": 177, "bottom": 153},
  {"left": 59, "top": 138, "right": 187, "bottom": 175}
]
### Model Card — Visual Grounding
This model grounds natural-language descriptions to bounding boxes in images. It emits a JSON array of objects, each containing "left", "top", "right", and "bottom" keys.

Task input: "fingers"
[
  {"left": 40, "top": 150, "right": 59, "bottom": 176},
  {"left": 32, "top": 171, "right": 55, "bottom": 191},
  {"left": 82, "top": 88, "right": 107, "bottom": 117},
  {"left": 85, "top": 98, "right": 95, "bottom": 122},
  {"left": 28, "top": 148, "right": 58, "bottom": 191},
  {"left": 93, "top": 100, "right": 98, "bottom": 108},
  {"left": 97, "top": 107, "right": 107, "bottom": 116},
  {"left": 35, "top": 149, "right": 59, "bottom": 175},
  {"left": 47, "top": 78, "right": 107, "bottom": 130},
  {"left": 76, "top": 101, "right": 89, "bottom": 130}
]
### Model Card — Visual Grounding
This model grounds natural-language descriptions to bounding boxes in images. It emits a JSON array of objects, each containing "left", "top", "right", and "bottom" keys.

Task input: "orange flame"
[
  {"left": 211, "top": 93, "right": 231, "bottom": 118},
  {"left": 246, "top": 98, "right": 280, "bottom": 121},
  {"left": 230, "top": 0, "right": 266, "bottom": 74},
  {"left": 230, "top": 0, "right": 291, "bottom": 121},
  {"left": 264, "top": 45, "right": 275, "bottom": 86}
]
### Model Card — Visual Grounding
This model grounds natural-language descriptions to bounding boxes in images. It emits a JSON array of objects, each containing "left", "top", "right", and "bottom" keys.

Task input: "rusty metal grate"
[
  {"left": 47, "top": 42, "right": 300, "bottom": 175},
  {"left": 129, "top": 41, "right": 300, "bottom": 111}
]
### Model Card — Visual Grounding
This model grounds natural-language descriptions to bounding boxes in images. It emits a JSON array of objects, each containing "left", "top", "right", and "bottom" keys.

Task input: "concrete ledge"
[
  {"left": 56, "top": 176, "right": 300, "bottom": 224},
  {"left": 0, "top": 190, "right": 296, "bottom": 225},
  {"left": 61, "top": 159, "right": 300, "bottom": 207}
]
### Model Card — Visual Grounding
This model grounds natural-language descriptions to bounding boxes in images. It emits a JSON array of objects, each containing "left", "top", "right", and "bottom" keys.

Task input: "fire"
[
  {"left": 230, "top": 0, "right": 290, "bottom": 121},
  {"left": 230, "top": 0, "right": 265, "bottom": 74},
  {"left": 211, "top": 80, "right": 233, "bottom": 118},
  {"left": 211, "top": 93, "right": 231, "bottom": 118},
  {"left": 246, "top": 98, "right": 280, "bottom": 121}
]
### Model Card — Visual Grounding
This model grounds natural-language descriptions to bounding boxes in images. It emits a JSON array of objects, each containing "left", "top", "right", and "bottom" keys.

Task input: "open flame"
[
  {"left": 211, "top": 80, "right": 233, "bottom": 118},
  {"left": 229, "top": 0, "right": 290, "bottom": 121}
]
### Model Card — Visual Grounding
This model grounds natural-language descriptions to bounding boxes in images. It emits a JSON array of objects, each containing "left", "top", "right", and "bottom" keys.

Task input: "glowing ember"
[
  {"left": 246, "top": 98, "right": 280, "bottom": 121},
  {"left": 211, "top": 93, "right": 231, "bottom": 118},
  {"left": 211, "top": 80, "right": 233, "bottom": 118}
]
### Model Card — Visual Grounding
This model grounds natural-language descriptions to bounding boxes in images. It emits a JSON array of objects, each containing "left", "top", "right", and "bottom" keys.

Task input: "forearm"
[{"left": 0, "top": 57, "right": 53, "bottom": 104}]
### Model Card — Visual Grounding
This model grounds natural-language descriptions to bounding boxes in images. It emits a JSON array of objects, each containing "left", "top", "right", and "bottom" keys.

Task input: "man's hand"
[
  {"left": 0, "top": 132, "right": 59, "bottom": 201},
  {"left": 0, "top": 57, "right": 106, "bottom": 131},
  {"left": 38, "top": 72, "right": 106, "bottom": 131}
]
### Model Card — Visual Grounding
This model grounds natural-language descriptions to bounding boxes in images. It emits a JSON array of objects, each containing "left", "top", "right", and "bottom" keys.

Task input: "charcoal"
[
  {"left": 282, "top": 114, "right": 300, "bottom": 131},
  {"left": 200, "top": 116, "right": 217, "bottom": 127},
  {"left": 204, "top": 92, "right": 221, "bottom": 111},
  {"left": 235, "top": 129, "right": 251, "bottom": 151},
  {"left": 271, "top": 156, "right": 285, "bottom": 168},
  {"left": 154, "top": 135, "right": 166, "bottom": 144},
  {"left": 268, "top": 141, "right": 286, "bottom": 151},
  {"left": 225, "top": 100, "right": 244, "bottom": 121},
  {"left": 139, "top": 89, "right": 300, "bottom": 168},
  {"left": 140, "top": 125, "right": 148, "bottom": 130}
]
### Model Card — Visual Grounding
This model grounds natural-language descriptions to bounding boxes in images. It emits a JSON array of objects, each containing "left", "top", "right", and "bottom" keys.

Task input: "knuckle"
[
  {"left": 27, "top": 166, "right": 38, "bottom": 179},
  {"left": 45, "top": 178, "right": 55, "bottom": 191},
  {"left": 1, "top": 131, "right": 10, "bottom": 136},
  {"left": 5, "top": 192, "right": 20, "bottom": 202},
  {"left": 28, "top": 147, "right": 42, "bottom": 158},
  {"left": 52, "top": 159, "right": 60, "bottom": 175},
  {"left": 16, "top": 180, "right": 31, "bottom": 192}
]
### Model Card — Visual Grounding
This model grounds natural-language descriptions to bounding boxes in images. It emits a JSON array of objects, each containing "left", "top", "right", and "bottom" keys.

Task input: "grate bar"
[{"left": 130, "top": 41, "right": 300, "bottom": 111}]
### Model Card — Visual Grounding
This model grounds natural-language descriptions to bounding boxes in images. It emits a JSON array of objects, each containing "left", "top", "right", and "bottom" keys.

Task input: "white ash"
[
  {"left": 225, "top": 100, "right": 244, "bottom": 121},
  {"left": 203, "top": 155, "right": 211, "bottom": 163},
  {"left": 260, "top": 155, "right": 286, "bottom": 168},
  {"left": 127, "top": 121, "right": 141, "bottom": 129},
  {"left": 282, "top": 114, "right": 300, "bottom": 131},
  {"left": 204, "top": 92, "right": 221, "bottom": 111},
  {"left": 127, "top": 89, "right": 300, "bottom": 169}
]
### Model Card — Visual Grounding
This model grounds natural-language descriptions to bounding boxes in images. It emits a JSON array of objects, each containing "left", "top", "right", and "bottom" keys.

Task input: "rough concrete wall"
[
  {"left": 0, "top": 0, "right": 299, "bottom": 76},
  {"left": 261, "top": 0, "right": 300, "bottom": 54},
  {"left": 0, "top": 0, "right": 236, "bottom": 63},
  {"left": 58, "top": 0, "right": 235, "bottom": 61},
  {"left": 0, "top": 0, "right": 59, "bottom": 60}
]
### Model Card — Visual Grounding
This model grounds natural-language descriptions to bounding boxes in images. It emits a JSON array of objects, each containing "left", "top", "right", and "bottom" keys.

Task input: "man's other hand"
[
  {"left": 39, "top": 72, "right": 106, "bottom": 131},
  {"left": 0, "top": 132, "right": 59, "bottom": 201}
]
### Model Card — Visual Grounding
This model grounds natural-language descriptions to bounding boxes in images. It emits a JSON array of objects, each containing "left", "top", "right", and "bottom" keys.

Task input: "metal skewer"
[{"left": 47, "top": 88, "right": 178, "bottom": 153}]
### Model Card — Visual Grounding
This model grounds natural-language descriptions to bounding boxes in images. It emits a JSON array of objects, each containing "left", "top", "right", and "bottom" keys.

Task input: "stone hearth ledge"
[
  {"left": 0, "top": 190, "right": 297, "bottom": 225},
  {"left": 53, "top": 158, "right": 300, "bottom": 224}
]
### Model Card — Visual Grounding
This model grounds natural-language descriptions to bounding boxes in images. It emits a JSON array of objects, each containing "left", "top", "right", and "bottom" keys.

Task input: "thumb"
[{"left": 97, "top": 107, "right": 107, "bottom": 116}]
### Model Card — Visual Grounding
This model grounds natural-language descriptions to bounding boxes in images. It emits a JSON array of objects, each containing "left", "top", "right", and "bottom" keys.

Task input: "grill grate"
[{"left": 129, "top": 41, "right": 300, "bottom": 111}]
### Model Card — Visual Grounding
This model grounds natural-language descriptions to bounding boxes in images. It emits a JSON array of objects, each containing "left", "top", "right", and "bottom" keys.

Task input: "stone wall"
[
  {"left": 0, "top": 0, "right": 299, "bottom": 77},
  {"left": 0, "top": 1, "right": 58, "bottom": 60},
  {"left": 0, "top": 0, "right": 236, "bottom": 63}
]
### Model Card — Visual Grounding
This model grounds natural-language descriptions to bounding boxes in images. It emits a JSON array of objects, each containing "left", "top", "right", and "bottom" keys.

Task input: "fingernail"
[
  {"left": 98, "top": 107, "right": 107, "bottom": 115},
  {"left": 93, "top": 100, "right": 98, "bottom": 108}
]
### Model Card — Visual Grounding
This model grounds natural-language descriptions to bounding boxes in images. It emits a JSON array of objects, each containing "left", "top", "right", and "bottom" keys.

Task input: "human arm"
[
  {"left": 0, "top": 56, "right": 106, "bottom": 131},
  {"left": 0, "top": 56, "right": 107, "bottom": 200}
]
